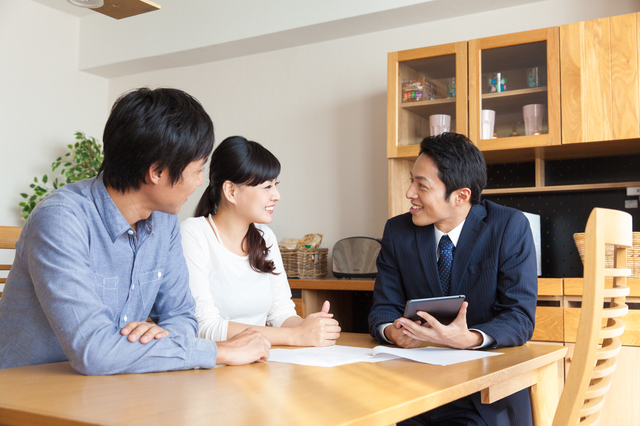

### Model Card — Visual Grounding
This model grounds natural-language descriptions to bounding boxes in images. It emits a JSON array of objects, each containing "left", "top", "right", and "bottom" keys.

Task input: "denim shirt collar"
[{"left": 90, "top": 175, "right": 155, "bottom": 243}]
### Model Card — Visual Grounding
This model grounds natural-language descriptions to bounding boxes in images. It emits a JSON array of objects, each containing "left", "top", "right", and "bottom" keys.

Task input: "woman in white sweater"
[{"left": 180, "top": 136, "right": 340, "bottom": 346}]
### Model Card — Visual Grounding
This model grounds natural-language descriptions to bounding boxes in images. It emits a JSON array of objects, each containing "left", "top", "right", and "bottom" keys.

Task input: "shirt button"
[
  {"left": 158, "top": 272, "right": 162, "bottom": 278},
  {"left": 127, "top": 230, "right": 134, "bottom": 235},
  {"left": 132, "top": 284, "right": 135, "bottom": 289},
  {"left": 124, "top": 315, "right": 128, "bottom": 322}
]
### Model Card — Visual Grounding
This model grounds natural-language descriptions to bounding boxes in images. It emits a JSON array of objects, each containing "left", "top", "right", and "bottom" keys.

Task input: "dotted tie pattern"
[{"left": 438, "top": 235, "right": 455, "bottom": 296}]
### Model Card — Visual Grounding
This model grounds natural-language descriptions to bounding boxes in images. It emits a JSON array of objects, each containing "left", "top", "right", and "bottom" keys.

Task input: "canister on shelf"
[{"left": 488, "top": 72, "right": 506, "bottom": 92}]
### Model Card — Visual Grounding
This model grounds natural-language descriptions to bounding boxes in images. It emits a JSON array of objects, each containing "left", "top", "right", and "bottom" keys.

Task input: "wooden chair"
[
  {"left": 0, "top": 226, "right": 22, "bottom": 298},
  {"left": 551, "top": 208, "right": 632, "bottom": 425}
]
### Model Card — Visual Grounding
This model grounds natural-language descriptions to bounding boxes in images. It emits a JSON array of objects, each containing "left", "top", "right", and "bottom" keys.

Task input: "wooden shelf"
[
  {"left": 482, "top": 86, "right": 548, "bottom": 100},
  {"left": 400, "top": 98, "right": 457, "bottom": 120},
  {"left": 288, "top": 278, "right": 374, "bottom": 291},
  {"left": 483, "top": 180, "right": 640, "bottom": 195}
]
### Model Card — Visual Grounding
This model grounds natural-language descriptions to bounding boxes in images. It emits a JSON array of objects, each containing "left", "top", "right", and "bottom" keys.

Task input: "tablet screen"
[{"left": 403, "top": 295, "right": 465, "bottom": 324}]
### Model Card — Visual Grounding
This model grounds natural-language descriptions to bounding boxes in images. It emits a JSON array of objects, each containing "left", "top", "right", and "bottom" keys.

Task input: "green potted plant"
[{"left": 20, "top": 132, "right": 103, "bottom": 220}]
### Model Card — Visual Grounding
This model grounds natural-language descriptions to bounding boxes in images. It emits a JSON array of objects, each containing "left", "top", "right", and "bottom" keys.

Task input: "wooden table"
[{"left": 0, "top": 333, "right": 566, "bottom": 426}]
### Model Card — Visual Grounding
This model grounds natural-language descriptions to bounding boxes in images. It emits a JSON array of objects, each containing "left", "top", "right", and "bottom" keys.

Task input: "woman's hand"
[{"left": 295, "top": 300, "right": 341, "bottom": 346}]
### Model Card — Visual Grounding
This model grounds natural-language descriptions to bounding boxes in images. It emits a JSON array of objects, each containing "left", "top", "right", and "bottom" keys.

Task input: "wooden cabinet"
[
  {"left": 387, "top": 13, "right": 640, "bottom": 208},
  {"left": 469, "top": 28, "right": 561, "bottom": 152},
  {"left": 387, "top": 42, "right": 468, "bottom": 159},
  {"left": 387, "top": 43, "right": 467, "bottom": 217},
  {"left": 561, "top": 13, "right": 640, "bottom": 144}
]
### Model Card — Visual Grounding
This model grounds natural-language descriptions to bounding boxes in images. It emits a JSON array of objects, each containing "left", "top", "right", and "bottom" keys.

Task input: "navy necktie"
[{"left": 438, "top": 235, "right": 454, "bottom": 296}]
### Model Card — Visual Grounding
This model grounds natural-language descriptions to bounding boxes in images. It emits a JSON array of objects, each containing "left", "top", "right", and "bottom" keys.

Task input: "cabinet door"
[
  {"left": 387, "top": 42, "right": 467, "bottom": 159},
  {"left": 469, "top": 28, "right": 561, "bottom": 151},
  {"left": 560, "top": 13, "right": 640, "bottom": 144}
]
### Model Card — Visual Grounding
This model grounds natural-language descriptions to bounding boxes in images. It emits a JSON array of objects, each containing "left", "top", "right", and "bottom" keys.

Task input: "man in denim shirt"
[{"left": 0, "top": 88, "right": 270, "bottom": 374}]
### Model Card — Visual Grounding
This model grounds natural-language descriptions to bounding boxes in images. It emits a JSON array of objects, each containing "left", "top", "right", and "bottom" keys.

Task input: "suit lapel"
[
  {"left": 450, "top": 203, "right": 487, "bottom": 295},
  {"left": 415, "top": 224, "right": 443, "bottom": 296}
]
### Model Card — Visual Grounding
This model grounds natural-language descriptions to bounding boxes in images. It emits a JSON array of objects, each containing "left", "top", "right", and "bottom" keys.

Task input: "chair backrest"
[
  {"left": 0, "top": 226, "right": 22, "bottom": 297},
  {"left": 552, "top": 208, "right": 632, "bottom": 426}
]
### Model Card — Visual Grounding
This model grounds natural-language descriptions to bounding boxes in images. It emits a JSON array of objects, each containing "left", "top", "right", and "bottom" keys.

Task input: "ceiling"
[{"left": 29, "top": 0, "right": 544, "bottom": 78}]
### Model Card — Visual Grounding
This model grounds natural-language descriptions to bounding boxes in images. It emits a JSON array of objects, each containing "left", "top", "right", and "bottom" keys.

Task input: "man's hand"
[
  {"left": 384, "top": 318, "right": 422, "bottom": 348},
  {"left": 216, "top": 329, "right": 271, "bottom": 366},
  {"left": 120, "top": 321, "right": 170, "bottom": 344},
  {"left": 296, "top": 300, "right": 341, "bottom": 346},
  {"left": 399, "top": 301, "right": 483, "bottom": 349}
]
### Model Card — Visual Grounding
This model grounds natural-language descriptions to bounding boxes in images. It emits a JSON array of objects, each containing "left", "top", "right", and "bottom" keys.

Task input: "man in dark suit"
[{"left": 368, "top": 132, "right": 538, "bottom": 426}]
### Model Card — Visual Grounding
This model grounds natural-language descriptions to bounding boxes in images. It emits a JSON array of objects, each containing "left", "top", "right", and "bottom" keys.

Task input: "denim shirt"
[{"left": 0, "top": 177, "right": 217, "bottom": 374}]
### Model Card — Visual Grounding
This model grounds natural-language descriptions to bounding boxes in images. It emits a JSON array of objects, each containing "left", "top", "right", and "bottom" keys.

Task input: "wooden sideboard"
[{"left": 288, "top": 278, "right": 374, "bottom": 331}]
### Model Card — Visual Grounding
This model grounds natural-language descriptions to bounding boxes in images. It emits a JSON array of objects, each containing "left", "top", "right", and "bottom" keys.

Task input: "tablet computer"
[{"left": 403, "top": 295, "right": 465, "bottom": 324}]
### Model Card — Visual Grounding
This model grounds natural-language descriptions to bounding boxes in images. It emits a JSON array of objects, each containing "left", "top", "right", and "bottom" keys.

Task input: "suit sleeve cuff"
[{"left": 468, "top": 329, "right": 495, "bottom": 349}]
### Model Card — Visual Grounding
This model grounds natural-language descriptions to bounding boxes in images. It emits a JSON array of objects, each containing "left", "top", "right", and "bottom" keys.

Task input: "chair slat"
[
  {"left": 595, "top": 337, "right": 622, "bottom": 361},
  {"left": 603, "top": 268, "right": 631, "bottom": 277},
  {"left": 590, "top": 357, "right": 617, "bottom": 379},
  {"left": 599, "top": 317, "right": 625, "bottom": 339},
  {"left": 602, "top": 286, "right": 630, "bottom": 298},
  {"left": 579, "top": 394, "right": 606, "bottom": 417},
  {"left": 584, "top": 374, "right": 613, "bottom": 400},
  {"left": 602, "top": 303, "right": 628, "bottom": 319},
  {"left": 0, "top": 226, "right": 21, "bottom": 249}
]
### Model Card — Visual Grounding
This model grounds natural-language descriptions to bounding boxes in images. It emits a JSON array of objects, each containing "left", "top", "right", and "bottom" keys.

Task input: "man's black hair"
[
  {"left": 419, "top": 132, "right": 487, "bottom": 204},
  {"left": 100, "top": 87, "right": 215, "bottom": 193}
]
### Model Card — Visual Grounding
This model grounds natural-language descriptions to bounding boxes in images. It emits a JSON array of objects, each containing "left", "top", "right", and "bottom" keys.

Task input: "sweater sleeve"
[
  {"left": 180, "top": 218, "right": 230, "bottom": 342},
  {"left": 261, "top": 226, "right": 298, "bottom": 327}
]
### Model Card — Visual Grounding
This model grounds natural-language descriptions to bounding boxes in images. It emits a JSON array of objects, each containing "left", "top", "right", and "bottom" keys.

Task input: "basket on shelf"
[
  {"left": 573, "top": 232, "right": 640, "bottom": 279},
  {"left": 280, "top": 247, "right": 328, "bottom": 279}
]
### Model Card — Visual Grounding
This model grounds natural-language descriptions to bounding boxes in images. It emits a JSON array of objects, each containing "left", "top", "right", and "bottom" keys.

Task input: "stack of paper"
[{"left": 267, "top": 345, "right": 502, "bottom": 368}]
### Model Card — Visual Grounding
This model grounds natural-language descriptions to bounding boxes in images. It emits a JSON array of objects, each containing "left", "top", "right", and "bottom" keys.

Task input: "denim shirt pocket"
[
  {"left": 139, "top": 269, "right": 164, "bottom": 311},
  {"left": 95, "top": 273, "right": 119, "bottom": 320}
]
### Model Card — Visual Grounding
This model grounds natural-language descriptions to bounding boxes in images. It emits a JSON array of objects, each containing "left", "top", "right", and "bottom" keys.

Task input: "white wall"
[
  {"left": 0, "top": 0, "right": 108, "bottom": 228},
  {"left": 0, "top": 0, "right": 107, "bottom": 282},
  {"left": 108, "top": 0, "right": 640, "bottom": 261}
]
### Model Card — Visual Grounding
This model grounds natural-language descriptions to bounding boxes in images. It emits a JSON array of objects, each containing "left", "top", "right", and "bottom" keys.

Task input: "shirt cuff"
[
  {"left": 468, "top": 328, "right": 495, "bottom": 350},
  {"left": 187, "top": 337, "right": 218, "bottom": 369},
  {"left": 378, "top": 323, "right": 394, "bottom": 344}
]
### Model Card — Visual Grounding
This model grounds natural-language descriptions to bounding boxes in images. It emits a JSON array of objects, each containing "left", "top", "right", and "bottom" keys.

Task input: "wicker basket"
[
  {"left": 280, "top": 247, "right": 328, "bottom": 279},
  {"left": 573, "top": 232, "right": 640, "bottom": 278}
]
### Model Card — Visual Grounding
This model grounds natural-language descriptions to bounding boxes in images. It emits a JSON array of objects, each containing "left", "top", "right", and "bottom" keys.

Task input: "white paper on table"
[
  {"left": 267, "top": 345, "right": 501, "bottom": 367},
  {"left": 268, "top": 346, "right": 397, "bottom": 367},
  {"left": 371, "top": 346, "right": 502, "bottom": 366}
]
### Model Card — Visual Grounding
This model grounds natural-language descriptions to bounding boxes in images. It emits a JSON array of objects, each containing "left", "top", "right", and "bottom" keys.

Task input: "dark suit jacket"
[{"left": 368, "top": 200, "right": 538, "bottom": 426}]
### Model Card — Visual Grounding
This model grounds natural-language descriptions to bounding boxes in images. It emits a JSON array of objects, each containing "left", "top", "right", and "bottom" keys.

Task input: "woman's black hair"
[
  {"left": 195, "top": 136, "right": 281, "bottom": 274},
  {"left": 100, "top": 87, "right": 215, "bottom": 193}
]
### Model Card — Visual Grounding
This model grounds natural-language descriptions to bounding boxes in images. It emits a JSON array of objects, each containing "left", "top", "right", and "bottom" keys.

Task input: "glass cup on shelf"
[
  {"left": 481, "top": 110, "right": 495, "bottom": 139},
  {"left": 523, "top": 104, "right": 546, "bottom": 135},
  {"left": 488, "top": 72, "right": 506, "bottom": 92},
  {"left": 526, "top": 67, "right": 539, "bottom": 88},
  {"left": 429, "top": 114, "right": 451, "bottom": 136},
  {"left": 447, "top": 77, "right": 456, "bottom": 98}
]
